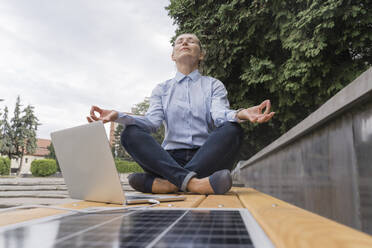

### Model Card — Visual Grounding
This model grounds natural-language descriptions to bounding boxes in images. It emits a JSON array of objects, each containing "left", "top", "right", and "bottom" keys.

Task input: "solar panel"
[
  {"left": 153, "top": 210, "right": 253, "bottom": 248},
  {"left": 0, "top": 209, "right": 273, "bottom": 248}
]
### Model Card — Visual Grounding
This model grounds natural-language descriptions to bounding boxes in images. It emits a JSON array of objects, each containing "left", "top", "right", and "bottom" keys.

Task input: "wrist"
[
  {"left": 235, "top": 108, "right": 245, "bottom": 122},
  {"left": 112, "top": 110, "right": 119, "bottom": 121}
]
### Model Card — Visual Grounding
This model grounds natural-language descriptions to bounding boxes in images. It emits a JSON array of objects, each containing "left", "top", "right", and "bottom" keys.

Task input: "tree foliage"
[
  {"left": 131, "top": 98, "right": 165, "bottom": 145},
  {"left": 0, "top": 97, "right": 40, "bottom": 171},
  {"left": 166, "top": 0, "right": 372, "bottom": 158},
  {"left": 112, "top": 98, "right": 165, "bottom": 160},
  {"left": 113, "top": 124, "right": 133, "bottom": 161},
  {"left": 0, "top": 107, "right": 13, "bottom": 158},
  {"left": 10, "top": 97, "right": 24, "bottom": 160},
  {"left": 46, "top": 143, "right": 60, "bottom": 171},
  {"left": 0, "top": 109, "right": 2, "bottom": 150},
  {"left": 131, "top": 97, "right": 151, "bottom": 116},
  {"left": 18, "top": 105, "right": 39, "bottom": 174}
]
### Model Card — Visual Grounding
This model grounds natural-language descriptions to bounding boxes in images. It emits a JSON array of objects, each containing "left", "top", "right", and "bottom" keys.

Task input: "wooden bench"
[{"left": 1, "top": 187, "right": 372, "bottom": 248}]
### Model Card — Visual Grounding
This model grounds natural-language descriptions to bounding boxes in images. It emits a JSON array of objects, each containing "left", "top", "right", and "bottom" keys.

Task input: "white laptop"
[{"left": 51, "top": 121, "right": 186, "bottom": 205}]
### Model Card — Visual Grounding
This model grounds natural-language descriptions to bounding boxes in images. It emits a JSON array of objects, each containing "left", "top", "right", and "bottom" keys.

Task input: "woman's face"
[{"left": 172, "top": 34, "right": 204, "bottom": 65}]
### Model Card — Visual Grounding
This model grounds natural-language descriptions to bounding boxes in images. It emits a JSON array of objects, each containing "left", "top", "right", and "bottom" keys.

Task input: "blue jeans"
[{"left": 121, "top": 121, "right": 243, "bottom": 192}]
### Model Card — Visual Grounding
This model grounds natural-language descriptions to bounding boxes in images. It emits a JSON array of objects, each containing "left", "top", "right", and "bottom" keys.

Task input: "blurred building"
[
  {"left": 109, "top": 122, "right": 118, "bottom": 146},
  {"left": 10, "top": 139, "right": 51, "bottom": 175}
]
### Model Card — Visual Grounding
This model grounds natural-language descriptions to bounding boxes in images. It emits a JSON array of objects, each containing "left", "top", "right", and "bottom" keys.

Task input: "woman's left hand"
[{"left": 237, "top": 100, "right": 275, "bottom": 123}]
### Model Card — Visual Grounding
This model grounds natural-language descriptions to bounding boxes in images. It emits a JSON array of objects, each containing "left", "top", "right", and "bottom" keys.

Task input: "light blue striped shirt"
[{"left": 116, "top": 69, "right": 238, "bottom": 150}]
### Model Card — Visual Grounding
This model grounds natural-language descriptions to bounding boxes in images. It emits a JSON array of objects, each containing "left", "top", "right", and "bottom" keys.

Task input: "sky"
[{"left": 0, "top": 0, "right": 177, "bottom": 139}]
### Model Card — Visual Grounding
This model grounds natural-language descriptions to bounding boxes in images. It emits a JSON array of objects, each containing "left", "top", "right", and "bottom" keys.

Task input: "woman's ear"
[{"left": 199, "top": 50, "right": 206, "bottom": 61}]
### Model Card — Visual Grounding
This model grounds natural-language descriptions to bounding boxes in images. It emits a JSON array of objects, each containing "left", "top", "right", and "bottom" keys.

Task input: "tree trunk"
[{"left": 17, "top": 148, "right": 25, "bottom": 176}]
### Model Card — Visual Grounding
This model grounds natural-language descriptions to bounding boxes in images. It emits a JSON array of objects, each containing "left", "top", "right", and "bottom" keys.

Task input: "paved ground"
[{"left": 0, "top": 174, "right": 136, "bottom": 207}]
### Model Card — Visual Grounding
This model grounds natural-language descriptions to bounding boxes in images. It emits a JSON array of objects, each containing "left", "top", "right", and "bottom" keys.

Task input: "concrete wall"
[{"left": 233, "top": 68, "right": 372, "bottom": 234}]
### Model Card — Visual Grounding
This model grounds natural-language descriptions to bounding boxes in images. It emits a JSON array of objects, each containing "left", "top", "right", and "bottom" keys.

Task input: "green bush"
[
  {"left": 0, "top": 157, "right": 10, "bottom": 175},
  {"left": 115, "top": 159, "right": 143, "bottom": 173},
  {"left": 30, "top": 159, "right": 57, "bottom": 177}
]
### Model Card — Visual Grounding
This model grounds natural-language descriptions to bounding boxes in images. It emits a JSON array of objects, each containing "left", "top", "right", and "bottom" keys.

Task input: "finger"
[
  {"left": 86, "top": 116, "right": 93, "bottom": 123},
  {"left": 261, "top": 114, "right": 272, "bottom": 123},
  {"left": 90, "top": 105, "right": 102, "bottom": 118},
  {"left": 257, "top": 113, "right": 270, "bottom": 123},
  {"left": 90, "top": 114, "right": 100, "bottom": 121},
  {"left": 259, "top": 112, "right": 275, "bottom": 123},
  {"left": 267, "top": 112, "right": 275, "bottom": 121},
  {"left": 257, "top": 115, "right": 266, "bottom": 123},
  {"left": 259, "top": 100, "right": 271, "bottom": 114},
  {"left": 258, "top": 100, "right": 268, "bottom": 109},
  {"left": 264, "top": 100, "right": 271, "bottom": 114},
  {"left": 90, "top": 106, "right": 96, "bottom": 116}
]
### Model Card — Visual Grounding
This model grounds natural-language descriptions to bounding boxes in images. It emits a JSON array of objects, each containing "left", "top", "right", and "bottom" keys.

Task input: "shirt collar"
[{"left": 174, "top": 69, "right": 201, "bottom": 83}]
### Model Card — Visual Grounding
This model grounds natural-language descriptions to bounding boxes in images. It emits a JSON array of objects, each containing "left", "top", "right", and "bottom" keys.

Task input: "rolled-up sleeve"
[
  {"left": 115, "top": 84, "right": 165, "bottom": 133},
  {"left": 210, "top": 80, "right": 238, "bottom": 127}
]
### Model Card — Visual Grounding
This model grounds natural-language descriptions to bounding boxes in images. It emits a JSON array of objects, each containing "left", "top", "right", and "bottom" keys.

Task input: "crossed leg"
[{"left": 121, "top": 122, "right": 243, "bottom": 194}]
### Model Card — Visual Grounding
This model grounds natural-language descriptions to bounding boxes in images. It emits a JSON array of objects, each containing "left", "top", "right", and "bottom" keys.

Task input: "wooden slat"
[
  {"left": 0, "top": 194, "right": 205, "bottom": 227},
  {"left": 0, "top": 201, "right": 122, "bottom": 227},
  {"left": 155, "top": 194, "right": 206, "bottom": 208},
  {"left": 126, "top": 193, "right": 206, "bottom": 208},
  {"left": 232, "top": 187, "right": 372, "bottom": 248},
  {"left": 197, "top": 192, "right": 243, "bottom": 208}
]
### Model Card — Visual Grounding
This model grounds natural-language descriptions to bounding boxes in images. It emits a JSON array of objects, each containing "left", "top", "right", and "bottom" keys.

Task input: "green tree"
[
  {"left": 131, "top": 97, "right": 150, "bottom": 115},
  {"left": 112, "top": 98, "right": 165, "bottom": 160},
  {"left": 46, "top": 143, "right": 60, "bottom": 171},
  {"left": 0, "top": 107, "right": 14, "bottom": 158},
  {"left": 132, "top": 97, "right": 165, "bottom": 145},
  {"left": 166, "top": 0, "right": 372, "bottom": 158},
  {"left": 9, "top": 96, "right": 23, "bottom": 161},
  {"left": 0, "top": 97, "right": 40, "bottom": 174},
  {"left": 113, "top": 124, "right": 132, "bottom": 160},
  {"left": 18, "top": 105, "right": 39, "bottom": 175},
  {"left": 0, "top": 109, "right": 3, "bottom": 152},
  {"left": 0, "top": 110, "right": 3, "bottom": 150}
]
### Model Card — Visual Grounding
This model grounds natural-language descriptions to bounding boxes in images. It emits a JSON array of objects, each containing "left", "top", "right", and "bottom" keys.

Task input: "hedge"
[
  {"left": 115, "top": 160, "right": 143, "bottom": 173},
  {"left": 0, "top": 157, "right": 10, "bottom": 175},
  {"left": 31, "top": 159, "right": 57, "bottom": 177}
]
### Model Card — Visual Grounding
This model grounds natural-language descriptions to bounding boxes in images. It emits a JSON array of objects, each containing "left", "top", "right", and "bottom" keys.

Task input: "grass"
[{"left": 115, "top": 159, "right": 144, "bottom": 173}]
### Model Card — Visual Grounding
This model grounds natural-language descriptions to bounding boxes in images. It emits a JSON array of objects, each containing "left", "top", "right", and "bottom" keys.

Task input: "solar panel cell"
[{"left": 153, "top": 211, "right": 254, "bottom": 248}]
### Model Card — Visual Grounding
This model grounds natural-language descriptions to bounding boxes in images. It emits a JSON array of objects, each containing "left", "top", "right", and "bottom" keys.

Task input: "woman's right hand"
[{"left": 87, "top": 105, "right": 118, "bottom": 123}]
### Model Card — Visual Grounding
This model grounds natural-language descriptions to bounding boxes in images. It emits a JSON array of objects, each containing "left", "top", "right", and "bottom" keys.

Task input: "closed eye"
[{"left": 175, "top": 38, "right": 197, "bottom": 44}]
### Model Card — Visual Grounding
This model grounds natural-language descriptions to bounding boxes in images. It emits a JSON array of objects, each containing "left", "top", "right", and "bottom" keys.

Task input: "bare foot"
[
  {"left": 152, "top": 178, "right": 179, "bottom": 193},
  {"left": 187, "top": 177, "right": 214, "bottom": 194}
]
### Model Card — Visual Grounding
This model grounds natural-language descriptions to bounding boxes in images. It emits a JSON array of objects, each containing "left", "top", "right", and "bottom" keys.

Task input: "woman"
[{"left": 87, "top": 33, "right": 274, "bottom": 194}]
